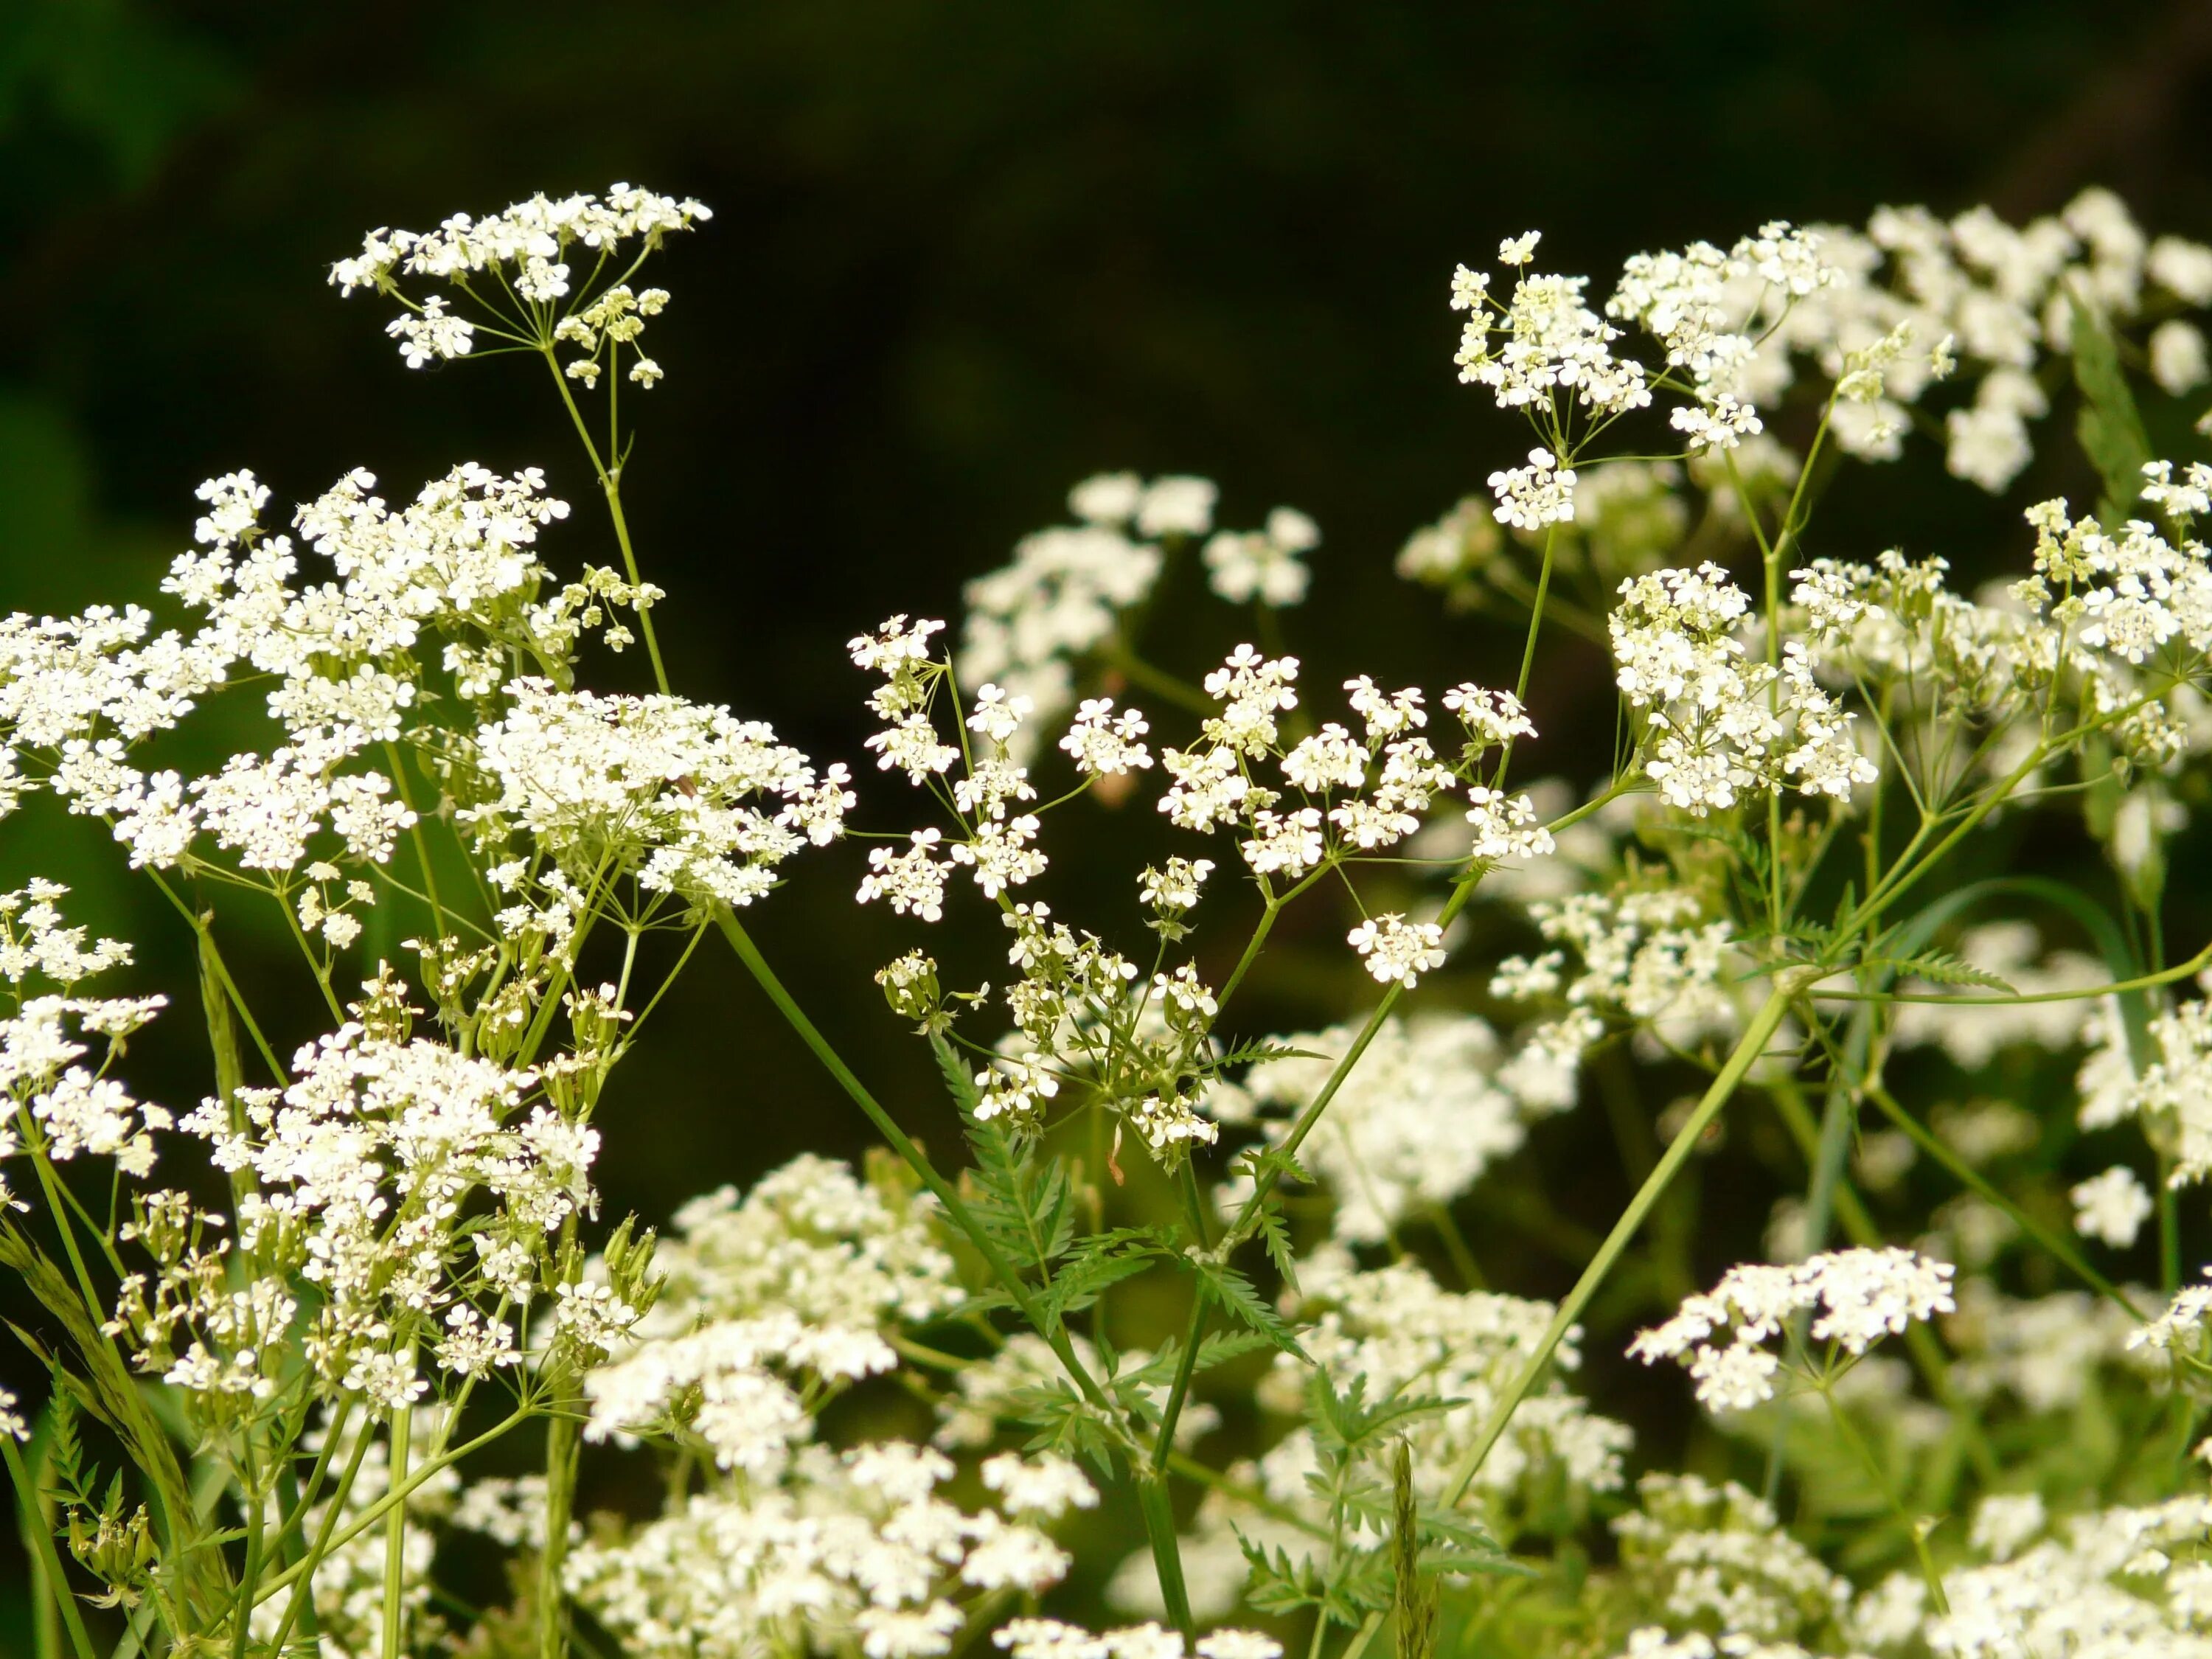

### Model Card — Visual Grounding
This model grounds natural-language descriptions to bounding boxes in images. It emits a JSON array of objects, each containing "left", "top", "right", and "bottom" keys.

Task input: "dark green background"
[{"left": 4, "top": 0, "right": 2211, "bottom": 1635}]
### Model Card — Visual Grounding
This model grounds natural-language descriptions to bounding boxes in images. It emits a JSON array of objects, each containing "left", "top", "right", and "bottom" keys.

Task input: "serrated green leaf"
[
  {"left": 1037, "top": 1235, "right": 1161, "bottom": 1334},
  {"left": 1256, "top": 1202, "right": 1301, "bottom": 1295},
  {"left": 1214, "top": 1039, "right": 1329, "bottom": 1069},
  {"left": 2070, "top": 290, "right": 2154, "bottom": 529},
  {"left": 1186, "top": 1259, "right": 1307, "bottom": 1360},
  {"left": 1874, "top": 948, "right": 2014, "bottom": 993}
]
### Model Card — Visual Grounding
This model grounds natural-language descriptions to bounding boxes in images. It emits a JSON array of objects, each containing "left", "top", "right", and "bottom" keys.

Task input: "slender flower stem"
[
  {"left": 380, "top": 1401, "right": 411, "bottom": 1659},
  {"left": 1444, "top": 977, "right": 1807, "bottom": 1505},
  {"left": 713, "top": 909, "right": 1117, "bottom": 1418},
  {"left": 1, "top": 1434, "right": 96, "bottom": 1659},
  {"left": 1816, "top": 1380, "right": 1950, "bottom": 1616},
  {"left": 1134, "top": 1475, "right": 1194, "bottom": 1644},
  {"left": 542, "top": 348, "right": 669, "bottom": 695},
  {"left": 1860, "top": 1079, "right": 2143, "bottom": 1319},
  {"left": 538, "top": 1414, "right": 582, "bottom": 1659}
]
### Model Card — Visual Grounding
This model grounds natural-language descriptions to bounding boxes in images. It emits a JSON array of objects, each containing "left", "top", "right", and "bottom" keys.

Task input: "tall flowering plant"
[{"left": 7, "top": 181, "right": 2212, "bottom": 1659}]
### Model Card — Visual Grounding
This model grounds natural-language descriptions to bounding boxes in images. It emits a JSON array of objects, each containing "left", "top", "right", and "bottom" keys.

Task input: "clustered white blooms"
[
  {"left": 111, "top": 966, "right": 619, "bottom": 1416},
  {"left": 329, "top": 184, "right": 712, "bottom": 386},
  {"left": 1487, "top": 883, "right": 1742, "bottom": 1106},
  {"left": 1204, "top": 506, "right": 1322, "bottom": 607},
  {"left": 567, "top": 1439, "right": 1093, "bottom": 1659},
  {"left": 582, "top": 1153, "right": 961, "bottom": 1474},
  {"left": 1215, "top": 1012, "right": 1572, "bottom": 1246},
  {"left": 0, "top": 883, "right": 168, "bottom": 1192},
  {"left": 996, "top": 1619, "right": 1281, "bottom": 1659},
  {"left": 2074, "top": 969, "right": 2212, "bottom": 1184},
  {"left": 1610, "top": 562, "right": 1876, "bottom": 815},
  {"left": 957, "top": 473, "right": 1327, "bottom": 755},
  {"left": 1943, "top": 1279, "right": 2143, "bottom": 1415},
  {"left": 558, "top": 1158, "right": 1086, "bottom": 1659},
  {"left": 851, "top": 610, "right": 1565, "bottom": 1161},
  {"left": 1462, "top": 194, "right": 2212, "bottom": 515},
  {"left": 1611, "top": 1475, "right": 1848, "bottom": 1647},
  {"left": 1629, "top": 1248, "right": 1958, "bottom": 1412},
  {"left": 27, "top": 175, "right": 2212, "bottom": 1659},
  {"left": 465, "top": 676, "right": 851, "bottom": 912}
]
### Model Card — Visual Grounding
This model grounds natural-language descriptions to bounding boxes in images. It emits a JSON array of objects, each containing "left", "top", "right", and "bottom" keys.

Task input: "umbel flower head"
[
  {"left": 330, "top": 184, "right": 712, "bottom": 384},
  {"left": 1629, "top": 1247, "right": 1956, "bottom": 1411}
]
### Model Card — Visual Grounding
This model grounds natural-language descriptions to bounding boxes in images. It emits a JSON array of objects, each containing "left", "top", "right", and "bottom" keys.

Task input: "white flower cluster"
[
  {"left": 1610, "top": 193, "right": 2212, "bottom": 491},
  {"left": 997, "top": 1619, "right": 1279, "bottom": 1659},
  {"left": 582, "top": 1154, "right": 961, "bottom": 1475},
  {"left": 1491, "top": 884, "right": 1742, "bottom": 1099},
  {"left": 1454, "top": 238, "right": 1655, "bottom": 422},
  {"left": 111, "top": 969, "right": 619, "bottom": 1416},
  {"left": 959, "top": 479, "right": 1180, "bottom": 754},
  {"left": 2077, "top": 980, "right": 2212, "bottom": 1183},
  {"left": 1222, "top": 1012, "right": 1568, "bottom": 1245},
  {"left": 1610, "top": 563, "right": 1877, "bottom": 815},
  {"left": 1203, "top": 505, "right": 1321, "bottom": 607},
  {"left": 0, "top": 883, "right": 167, "bottom": 1191},
  {"left": 859, "top": 619, "right": 1554, "bottom": 1103},
  {"left": 329, "top": 184, "right": 710, "bottom": 380},
  {"left": 567, "top": 1439, "right": 1092, "bottom": 1659},
  {"left": 1872, "top": 1494, "right": 2212, "bottom": 1659},
  {"left": 1611, "top": 1475, "right": 1848, "bottom": 1646},
  {"left": 1944, "top": 1279, "right": 2140, "bottom": 1414},
  {"left": 465, "top": 677, "right": 849, "bottom": 912},
  {"left": 1629, "top": 1248, "right": 1957, "bottom": 1412},
  {"left": 956, "top": 475, "right": 1336, "bottom": 755}
]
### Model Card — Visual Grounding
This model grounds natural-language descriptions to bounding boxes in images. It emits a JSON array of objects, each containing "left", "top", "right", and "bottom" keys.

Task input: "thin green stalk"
[
  {"left": 1512, "top": 521, "right": 1562, "bottom": 706},
  {"left": 538, "top": 1414, "right": 582, "bottom": 1659},
  {"left": 384, "top": 740, "right": 451, "bottom": 944},
  {"left": 1444, "top": 977, "right": 1807, "bottom": 1504},
  {"left": 262, "top": 1416, "right": 379, "bottom": 1654},
  {"left": 1339, "top": 1608, "right": 1385, "bottom": 1659},
  {"left": 541, "top": 348, "right": 669, "bottom": 695},
  {"left": 3, "top": 1433, "right": 95, "bottom": 1659},
  {"left": 1817, "top": 1382, "right": 1950, "bottom": 1616},
  {"left": 713, "top": 910, "right": 1116, "bottom": 1419},
  {"left": 1135, "top": 1472, "right": 1194, "bottom": 1642},
  {"left": 231, "top": 1441, "right": 266, "bottom": 1659},
  {"left": 145, "top": 872, "right": 288, "bottom": 1083},
  {"left": 1861, "top": 1080, "right": 2144, "bottom": 1320},
  {"left": 381, "top": 1402, "right": 411, "bottom": 1659},
  {"left": 254, "top": 1405, "right": 534, "bottom": 1615}
]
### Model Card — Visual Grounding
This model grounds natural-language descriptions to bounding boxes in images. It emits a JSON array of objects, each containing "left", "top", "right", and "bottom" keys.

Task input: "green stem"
[
  {"left": 262, "top": 1413, "right": 380, "bottom": 1654},
  {"left": 1861, "top": 1081, "right": 2143, "bottom": 1321},
  {"left": 1, "top": 1433, "right": 96, "bottom": 1659},
  {"left": 147, "top": 872, "right": 288, "bottom": 1083},
  {"left": 543, "top": 348, "right": 669, "bottom": 695},
  {"left": 1512, "top": 521, "right": 1562, "bottom": 707},
  {"left": 1444, "top": 977, "right": 1806, "bottom": 1504},
  {"left": 538, "top": 1414, "right": 581, "bottom": 1659},
  {"left": 1133, "top": 1474, "right": 1194, "bottom": 1644},
  {"left": 381, "top": 1402, "right": 411, "bottom": 1659},
  {"left": 713, "top": 909, "right": 1119, "bottom": 1422},
  {"left": 385, "top": 740, "right": 451, "bottom": 944},
  {"left": 1818, "top": 1382, "right": 1950, "bottom": 1616}
]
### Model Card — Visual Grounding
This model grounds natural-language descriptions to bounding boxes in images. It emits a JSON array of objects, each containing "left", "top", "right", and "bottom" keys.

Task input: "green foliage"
[{"left": 2070, "top": 291, "right": 2156, "bottom": 529}]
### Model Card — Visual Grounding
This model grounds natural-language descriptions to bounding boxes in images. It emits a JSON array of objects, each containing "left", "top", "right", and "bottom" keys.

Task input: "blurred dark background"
[{"left": 4, "top": 0, "right": 2212, "bottom": 1630}]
